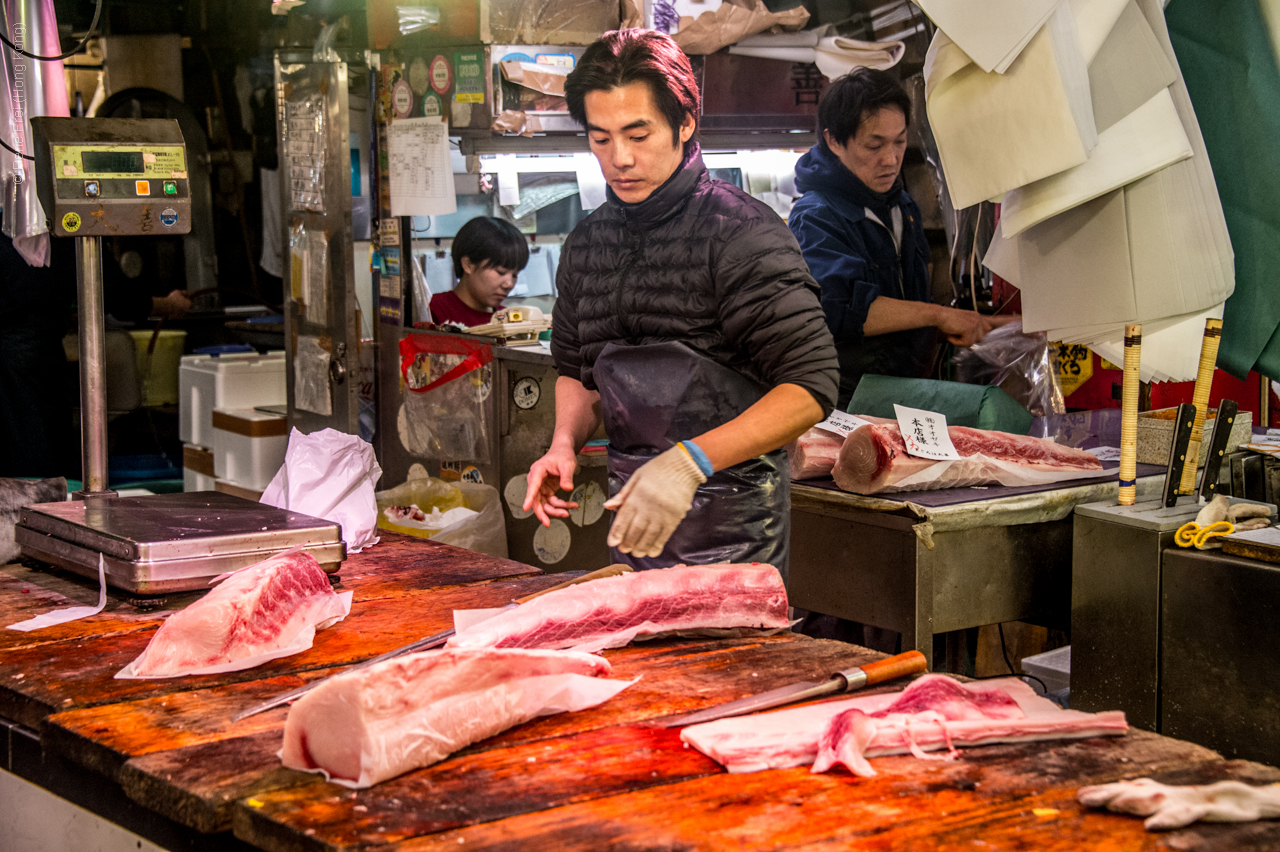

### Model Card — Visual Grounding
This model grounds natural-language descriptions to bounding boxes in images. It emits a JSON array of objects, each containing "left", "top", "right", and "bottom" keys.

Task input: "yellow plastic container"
[{"left": 130, "top": 329, "right": 188, "bottom": 406}]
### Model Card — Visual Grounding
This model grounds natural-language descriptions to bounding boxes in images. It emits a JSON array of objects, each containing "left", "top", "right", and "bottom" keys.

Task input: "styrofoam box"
[
  {"left": 1021, "top": 645, "right": 1071, "bottom": 694},
  {"left": 211, "top": 408, "right": 288, "bottom": 492},
  {"left": 183, "top": 467, "right": 217, "bottom": 493},
  {"left": 179, "top": 352, "right": 286, "bottom": 448}
]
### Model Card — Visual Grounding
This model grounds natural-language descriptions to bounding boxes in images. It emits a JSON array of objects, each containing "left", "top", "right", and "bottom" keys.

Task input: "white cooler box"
[
  {"left": 180, "top": 352, "right": 286, "bottom": 448},
  {"left": 182, "top": 444, "right": 217, "bottom": 492},
  {"left": 211, "top": 408, "right": 288, "bottom": 492}
]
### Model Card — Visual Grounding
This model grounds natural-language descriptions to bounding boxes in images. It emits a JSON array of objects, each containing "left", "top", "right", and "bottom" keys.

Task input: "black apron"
[{"left": 594, "top": 342, "right": 790, "bottom": 578}]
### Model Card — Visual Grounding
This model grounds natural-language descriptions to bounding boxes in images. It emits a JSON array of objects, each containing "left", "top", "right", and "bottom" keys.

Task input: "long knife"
[
  {"left": 1197, "top": 400, "right": 1238, "bottom": 502},
  {"left": 1161, "top": 403, "right": 1196, "bottom": 508},
  {"left": 231, "top": 563, "right": 633, "bottom": 722},
  {"left": 658, "top": 650, "right": 927, "bottom": 728}
]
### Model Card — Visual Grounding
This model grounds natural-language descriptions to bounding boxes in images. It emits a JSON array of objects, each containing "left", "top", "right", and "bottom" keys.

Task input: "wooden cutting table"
[{"left": 2, "top": 533, "right": 1278, "bottom": 851}]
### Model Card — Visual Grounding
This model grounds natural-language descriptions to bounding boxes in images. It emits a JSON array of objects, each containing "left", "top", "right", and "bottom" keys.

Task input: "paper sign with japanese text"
[
  {"left": 815, "top": 410, "right": 873, "bottom": 438},
  {"left": 894, "top": 405, "right": 962, "bottom": 460},
  {"left": 1086, "top": 446, "right": 1122, "bottom": 461}
]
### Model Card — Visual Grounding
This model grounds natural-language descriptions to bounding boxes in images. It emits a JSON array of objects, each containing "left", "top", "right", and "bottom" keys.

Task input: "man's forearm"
[
  {"left": 862, "top": 295, "right": 941, "bottom": 336},
  {"left": 692, "top": 383, "right": 824, "bottom": 472},
  {"left": 550, "top": 375, "right": 603, "bottom": 453}
]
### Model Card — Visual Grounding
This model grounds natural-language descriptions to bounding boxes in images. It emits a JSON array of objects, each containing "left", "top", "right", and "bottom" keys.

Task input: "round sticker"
[
  {"left": 461, "top": 465, "right": 483, "bottom": 484},
  {"left": 61, "top": 211, "right": 81, "bottom": 233},
  {"left": 532, "top": 518, "right": 572, "bottom": 565},
  {"left": 160, "top": 207, "right": 179, "bottom": 227},
  {"left": 568, "top": 480, "right": 606, "bottom": 527},
  {"left": 430, "top": 55, "right": 452, "bottom": 95},
  {"left": 392, "top": 79, "right": 414, "bottom": 118},
  {"left": 504, "top": 474, "right": 535, "bottom": 519},
  {"left": 512, "top": 376, "right": 541, "bottom": 410},
  {"left": 408, "top": 57, "right": 430, "bottom": 95},
  {"left": 422, "top": 92, "right": 442, "bottom": 118}
]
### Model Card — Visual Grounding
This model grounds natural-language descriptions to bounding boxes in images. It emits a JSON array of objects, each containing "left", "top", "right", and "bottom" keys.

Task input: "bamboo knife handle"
[
  {"left": 1178, "top": 318, "right": 1223, "bottom": 494},
  {"left": 513, "top": 563, "right": 632, "bottom": 604},
  {"left": 1119, "top": 324, "right": 1142, "bottom": 506}
]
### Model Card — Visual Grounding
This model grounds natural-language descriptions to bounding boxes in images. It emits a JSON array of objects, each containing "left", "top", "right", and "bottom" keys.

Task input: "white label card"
[
  {"left": 815, "top": 410, "right": 873, "bottom": 437},
  {"left": 1086, "top": 446, "right": 1122, "bottom": 461},
  {"left": 894, "top": 405, "right": 962, "bottom": 461}
]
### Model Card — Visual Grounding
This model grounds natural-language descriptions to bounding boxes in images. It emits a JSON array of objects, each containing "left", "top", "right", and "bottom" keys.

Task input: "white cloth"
[
  {"left": 728, "top": 35, "right": 905, "bottom": 77},
  {"left": 925, "top": 3, "right": 1097, "bottom": 210},
  {"left": 914, "top": 0, "right": 1058, "bottom": 73}
]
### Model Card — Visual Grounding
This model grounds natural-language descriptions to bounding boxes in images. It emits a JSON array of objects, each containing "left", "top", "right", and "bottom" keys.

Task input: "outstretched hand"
[{"left": 522, "top": 445, "right": 580, "bottom": 527}]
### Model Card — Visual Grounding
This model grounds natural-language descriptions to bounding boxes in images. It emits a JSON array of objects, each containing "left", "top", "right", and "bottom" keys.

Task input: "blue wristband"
[{"left": 680, "top": 441, "right": 714, "bottom": 477}]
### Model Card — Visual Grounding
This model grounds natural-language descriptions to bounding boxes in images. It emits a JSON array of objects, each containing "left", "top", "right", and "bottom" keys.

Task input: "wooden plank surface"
[
  {"left": 7, "top": 537, "right": 1280, "bottom": 852},
  {"left": 17, "top": 571, "right": 571, "bottom": 733},
  {"left": 342, "top": 735, "right": 1280, "bottom": 852},
  {"left": 98, "top": 636, "right": 878, "bottom": 834}
]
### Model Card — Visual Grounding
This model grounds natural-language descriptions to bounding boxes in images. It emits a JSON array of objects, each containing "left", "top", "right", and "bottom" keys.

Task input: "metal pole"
[{"left": 75, "top": 236, "right": 113, "bottom": 499}]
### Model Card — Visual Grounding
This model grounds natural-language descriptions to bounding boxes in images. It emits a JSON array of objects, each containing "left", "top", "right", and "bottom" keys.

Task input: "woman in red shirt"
[{"left": 430, "top": 217, "right": 530, "bottom": 328}]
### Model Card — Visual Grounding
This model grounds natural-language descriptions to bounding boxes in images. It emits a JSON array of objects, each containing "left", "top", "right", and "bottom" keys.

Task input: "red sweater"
[{"left": 430, "top": 290, "right": 494, "bottom": 328}]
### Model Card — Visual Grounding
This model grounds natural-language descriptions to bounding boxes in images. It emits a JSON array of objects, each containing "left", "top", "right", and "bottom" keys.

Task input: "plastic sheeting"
[{"left": 1, "top": 0, "right": 69, "bottom": 266}]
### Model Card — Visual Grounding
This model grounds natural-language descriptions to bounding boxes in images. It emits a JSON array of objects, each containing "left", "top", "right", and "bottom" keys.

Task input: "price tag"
[
  {"left": 814, "top": 410, "right": 873, "bottom": 437},
  {"left": 1086, "top": 446, "right": 1122, "bottom": 461},
  {"left": 894, "top": 405, "right": 962, "bottom": 460}
]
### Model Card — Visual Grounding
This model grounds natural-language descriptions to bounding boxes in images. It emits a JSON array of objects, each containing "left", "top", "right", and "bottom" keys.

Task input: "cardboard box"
[
  {"left": 369, "top": 0, "right": 619, "bottom": 49},
  {"left": 1137, "top": 406, "right": 1254, "bottom": 467}
]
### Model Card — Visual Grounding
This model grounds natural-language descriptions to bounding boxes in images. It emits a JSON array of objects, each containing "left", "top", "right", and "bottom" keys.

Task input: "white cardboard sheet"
[
  {"left": 914, "top": 0, "right": 1058, "bottom": 74},
  {"left": 1000, "top": 87, "right": 1191, "bottom": 238},
  {"left": 925, "top": 4, "right": 1096, "bottom": 210}
]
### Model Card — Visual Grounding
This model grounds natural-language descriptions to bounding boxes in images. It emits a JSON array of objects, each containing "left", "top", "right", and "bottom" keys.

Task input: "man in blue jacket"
[{"left": 790, "top": 69, "right": 1006, "bottom": 409}]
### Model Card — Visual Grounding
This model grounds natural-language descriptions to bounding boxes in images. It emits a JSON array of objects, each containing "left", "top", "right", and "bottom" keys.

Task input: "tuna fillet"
[
  {"left": 118, "top": 550, "right": 350, "bottom": 678},
  {"left": 833, "top": 423, "right": 1104, "bottom": 494},
  {"left": 788, "top": 428, "right": 845, "bottom": 480},
  {"left": 682, "top": 674, "right": 1127, "bottom": 774},
  {"left": 280, "top": 648, "right": 627, "bottom": 788},
  {"left": 446, "top": 563, "right": 790, "bottom": 653}
]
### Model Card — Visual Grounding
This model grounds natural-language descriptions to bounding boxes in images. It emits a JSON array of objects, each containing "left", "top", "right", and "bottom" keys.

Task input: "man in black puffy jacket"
[{"left": 522, "top": 29, "right": 840, "bottom": 575}]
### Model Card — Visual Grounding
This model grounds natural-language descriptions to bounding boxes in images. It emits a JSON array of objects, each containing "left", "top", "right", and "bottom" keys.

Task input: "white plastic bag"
[{"left": 261, "top": 428, "right": 383, "bottom": 552}]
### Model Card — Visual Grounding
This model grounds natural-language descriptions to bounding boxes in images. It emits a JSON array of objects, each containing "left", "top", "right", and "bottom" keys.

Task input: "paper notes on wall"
[{"left": 388, "top": 117, "right": 457, "bottom": 217}]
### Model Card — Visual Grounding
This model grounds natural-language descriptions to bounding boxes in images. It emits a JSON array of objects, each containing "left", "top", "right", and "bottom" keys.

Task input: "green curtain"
[{"left": 1167, "top": 0, "right": 1280, "bottom": 379}]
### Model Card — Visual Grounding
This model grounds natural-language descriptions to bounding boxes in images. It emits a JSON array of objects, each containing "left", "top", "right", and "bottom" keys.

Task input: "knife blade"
[
  {"left": 231, "top": 563, "right": 633, "bottom": 722},
  {"left": 1197, "top": 400, "right": 1238, "bottom": 502},
  {"left": 1162, "top": 403, "right": 1196, "bottom": 508},
  {"left": 658, "top": 650, "right": 927, "bottom": 728}
]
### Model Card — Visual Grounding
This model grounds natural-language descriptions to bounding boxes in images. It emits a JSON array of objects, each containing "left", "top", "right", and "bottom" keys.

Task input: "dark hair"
[
  {"left": 817, "top": 68, "right": 911, "bottom": 149},
  {"left": 564, "top": 29, "right": 700, "bottom": 148},
  {"left": 451, "top": 217, "right": 529, "bottom": 278}
]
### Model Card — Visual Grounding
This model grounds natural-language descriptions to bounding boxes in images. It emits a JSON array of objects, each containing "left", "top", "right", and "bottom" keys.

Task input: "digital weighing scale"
[{"left": 17, "top": 118, "right": 346, "bottom": 592}]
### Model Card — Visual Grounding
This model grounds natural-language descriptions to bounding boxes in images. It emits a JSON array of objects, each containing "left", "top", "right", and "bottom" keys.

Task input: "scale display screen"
[{"left": 80, "top": 149, "right": 145, "bottom": 174}]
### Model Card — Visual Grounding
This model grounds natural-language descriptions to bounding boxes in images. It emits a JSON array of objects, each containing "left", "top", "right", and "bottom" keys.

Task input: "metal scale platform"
[{"left": 17, "top": 117, "right": 346, "bottom": 594}]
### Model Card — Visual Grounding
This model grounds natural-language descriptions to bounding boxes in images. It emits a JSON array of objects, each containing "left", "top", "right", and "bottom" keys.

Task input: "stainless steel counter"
[{"left": 787, "top": 475, "right": 1164, "bottom": 670}]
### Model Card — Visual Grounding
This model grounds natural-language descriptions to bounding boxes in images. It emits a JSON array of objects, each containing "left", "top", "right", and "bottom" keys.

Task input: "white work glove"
[
  {"left": 1078, "top": 778, "right": 1280, "bottom": 831},
  {"left": 604, "top": 443, "right": 708, "bottom": 558}
]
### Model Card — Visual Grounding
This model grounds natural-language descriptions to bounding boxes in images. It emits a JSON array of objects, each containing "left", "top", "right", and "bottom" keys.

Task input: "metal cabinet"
[{"left": 377, "top": 329, "right": 609, "bottom": 571}]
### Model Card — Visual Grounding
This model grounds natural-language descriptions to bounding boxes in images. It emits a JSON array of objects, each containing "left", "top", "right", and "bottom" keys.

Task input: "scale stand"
[{"left": 16, "top": 117, "right": 347, "bottom": 593}]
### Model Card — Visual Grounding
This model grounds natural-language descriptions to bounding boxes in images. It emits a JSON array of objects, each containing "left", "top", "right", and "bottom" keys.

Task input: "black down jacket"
[{"left": 551, "top": 144, "right": 840, "bottom": 418}]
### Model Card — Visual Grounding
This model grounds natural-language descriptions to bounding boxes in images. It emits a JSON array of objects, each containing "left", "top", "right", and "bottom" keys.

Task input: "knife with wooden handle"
[
  {"left": 231, "top": 563, "right": 633, "bottom": 722},
  {"left": 659, "top": 650, "right": 928, "bottom": 728}
]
